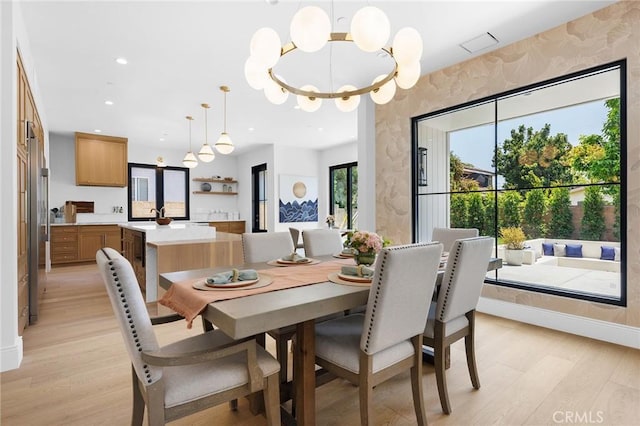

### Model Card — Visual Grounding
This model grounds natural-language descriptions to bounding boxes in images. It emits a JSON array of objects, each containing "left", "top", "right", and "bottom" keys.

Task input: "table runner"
[{"left": 160, "top": 259, "right": 352, "bottom": 328}]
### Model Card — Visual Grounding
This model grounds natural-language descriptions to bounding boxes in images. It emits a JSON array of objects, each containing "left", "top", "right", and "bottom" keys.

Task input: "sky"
[{"left": 450, "top": 100, "right": 609, "bottom": 173}]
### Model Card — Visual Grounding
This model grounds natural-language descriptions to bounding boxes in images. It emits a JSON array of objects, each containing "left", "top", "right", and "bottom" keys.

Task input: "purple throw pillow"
[
  {"left": 542, "top": 243, "right": 554, "bottom": 256},
  {"left": 600, "top": 246, "right": 615, "bottom": 261},
  {"left": 565, "top": 244, "right": 583, "bottom": 258}
]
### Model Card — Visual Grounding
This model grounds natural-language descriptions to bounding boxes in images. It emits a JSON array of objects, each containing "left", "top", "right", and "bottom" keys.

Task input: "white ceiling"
[{"left": 18, "top": 0, "right": 616, "bottom": 156}]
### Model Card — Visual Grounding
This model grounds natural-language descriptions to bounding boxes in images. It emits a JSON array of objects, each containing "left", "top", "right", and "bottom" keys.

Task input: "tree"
[
  {"left": 547, "top": 187, "right": 573, "bottom": 239},
  {"left": 494, "top": 123, "right": 573, "bottom": 189},
  {"left": 467, "top": 193, "right": 485, "bottom": 234},
  {"left": 483, "top": 194, "right": 497, "bottom": 239},
  {"left": 581, "top": 186, "right": 605, "bottom": 240},
  {"left": 499, "top": 191, "right": 522, "bottom": 229},
  {"left": 522, "top": 189, "right": 546, "bottom": 238},
  {"left": 450, "top": 193, "right": 467, "bottom": 228},
  {"left": 450, "top": 152, "right": 479, "bottom": 191}
]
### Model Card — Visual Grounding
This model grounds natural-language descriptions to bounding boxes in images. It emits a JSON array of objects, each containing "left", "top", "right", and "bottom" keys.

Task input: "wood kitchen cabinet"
[
  {"left": 208, "top": 220, "right": 245, "bottom": 234},
  {"left": 75, "top": 132, "right": 128, "bottom": 187},
  {"left": 121, "top": 228, "right": 146, "bottom": 291},
  {"left": 50, "top": 226, "right": 79, "bottom": 264},
  {"left": 77, "top": 225, "right": 122, "bottom": 261}
]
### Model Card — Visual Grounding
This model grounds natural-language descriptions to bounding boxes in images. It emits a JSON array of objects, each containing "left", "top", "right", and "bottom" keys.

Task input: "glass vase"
[{"left": 355, "top": 250, "right": 376, "bottom": 266}]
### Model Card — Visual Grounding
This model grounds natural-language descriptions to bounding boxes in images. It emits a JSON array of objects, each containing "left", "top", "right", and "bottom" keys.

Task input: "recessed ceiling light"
[
  {"left": 248, "top": 127, "right": 255, "bottom": 132},
  {"left": 265, "top": 0, "right": 278, "bottom": 4},
  {"left": 294, "top": 105, "right": 301, "bottom": 110},
  {"left": 94, "top": 129, "right": 102, "bottom": 133},
  {"left": 115, "top": 57, "right": 128, "bottom": 65},
  {"left": 318, "top": 127, "right": 323, "bottom": 132},
  {"left": 104, "top": 100, "right": 114, "bottom": 105},
  {"left": 159, "top": 137, "right": 165, "bottom": 142}
]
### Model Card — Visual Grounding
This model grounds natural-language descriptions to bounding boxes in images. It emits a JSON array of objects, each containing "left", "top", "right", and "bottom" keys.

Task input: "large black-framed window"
[
  {"left": 330, "top": 162, "right": 358, "bottom": 229},
  {"left": 412, "top": 60, "right": 626, "bottom": 306},
  {"left": 127, "top": 163, "right": 190, "bottom": 221}
]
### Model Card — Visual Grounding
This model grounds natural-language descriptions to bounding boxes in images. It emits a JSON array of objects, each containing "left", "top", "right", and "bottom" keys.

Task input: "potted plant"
[
  {"left": 347, "top": 230, "right": 385, "bottom": 266},
  {"left": 500, "top": 226, "right": 526, "bottom": 266},
  {"left": 150, "top": 206, "right": 172, "bottom": 225}
]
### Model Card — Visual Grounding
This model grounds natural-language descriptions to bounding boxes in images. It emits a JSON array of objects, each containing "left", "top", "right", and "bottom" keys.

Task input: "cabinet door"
[
  {"left": 228, "top": 221, "right": 246, "bottom": 234},
  {"left": 78, "top": 226, "right": 121, "bottom": 261},
  {"left": 75, "top": 133, "right": 128, "bottom": 187}
]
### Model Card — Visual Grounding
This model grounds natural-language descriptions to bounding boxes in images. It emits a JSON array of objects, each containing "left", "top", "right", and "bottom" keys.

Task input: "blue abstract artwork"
[{"left": 279, "top": 175, "right": 318, "bottom": 223}]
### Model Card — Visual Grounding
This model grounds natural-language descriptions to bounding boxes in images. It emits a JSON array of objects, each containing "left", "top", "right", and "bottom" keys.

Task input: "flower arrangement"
[
  {"left": 325, "top": 215, "right": 335, "bottom": 227},
  {"left": 347, "top": 230, "right": 384, "bottom": 254}
]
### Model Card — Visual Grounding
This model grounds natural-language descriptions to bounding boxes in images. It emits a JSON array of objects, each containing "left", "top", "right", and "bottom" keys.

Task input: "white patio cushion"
[{"left": 315, "top": 314, "right": 414, "bottom": 374}]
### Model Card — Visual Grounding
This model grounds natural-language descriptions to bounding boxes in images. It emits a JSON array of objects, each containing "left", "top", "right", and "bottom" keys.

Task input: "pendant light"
[
  {"left": 182, "top": 116, "right": 198, "bottom": 168},
  {"left": 198, "top": 103, "right": 215, "bottom": 162},
  {"left": 215, "top": 86, "right": 235, "bottom": 154}
]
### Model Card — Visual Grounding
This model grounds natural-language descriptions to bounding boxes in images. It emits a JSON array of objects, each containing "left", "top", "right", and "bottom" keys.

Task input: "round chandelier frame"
[{"left": 269, "top": 32, "right": 398, "bottom": 100}]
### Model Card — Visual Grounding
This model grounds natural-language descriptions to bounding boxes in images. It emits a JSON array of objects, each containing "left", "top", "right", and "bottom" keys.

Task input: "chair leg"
[
  {"left": 275, "top": 336, "right": 289, "bottom": 385},
  {"left": 263, "top": 374, "right": 282, "bottom": 426},
  {"left": 410, "top": 336, "right": 428, "bottom": 426},
  {"left": 228, "top": 399, "right": 238, "bottom": 411},
  {"left": 434, "top": 322, "right": 452, "bottom": 414},
  {"left": 358, "top": 354, "right": 374, "bottom": 426},
  {"left": 465, "top": 311, "right": 480, "bottom": 389},
  {"left": 131, "top": 366, "right": 145, "bottom": 426}
]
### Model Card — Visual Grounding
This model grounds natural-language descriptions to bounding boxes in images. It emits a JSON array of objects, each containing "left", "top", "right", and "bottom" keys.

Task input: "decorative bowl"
[
  {"left": 200, "top": 182, "right": 212, "bottom": 192},
  {"left": 156, "top": 217, "right": 172, "bottom": 226}
]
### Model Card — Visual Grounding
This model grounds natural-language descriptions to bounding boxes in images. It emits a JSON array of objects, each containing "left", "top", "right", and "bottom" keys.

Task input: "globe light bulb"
[
  {"left": 250, "top": 27, "right": 282, "bottom": 68},
  {"left": 392, "top": 27, "right": 423, "bottom": 65},
  {"left": 264, "top": 75, "right": 289, "bottom": 105},
  {"left": 296, "top": 85, "right": 322, "bottom": 112},
  {"left": 244, "top": 56, "right": 270, "bottom": 90},
  {"left": 370, "top": 74, "right": 396, "bottom": 104},
  {"left": 395, "top": 61, "right": 421, "bottom": 89},
  {"left": 334, "top": 85, "right": 360, "bottom": 112},
  {"left": 290, "top": 6, "right": 331, "bottom": 53},
  {"left": 350, "top": 6, "right": 390, "bottom": 52}
]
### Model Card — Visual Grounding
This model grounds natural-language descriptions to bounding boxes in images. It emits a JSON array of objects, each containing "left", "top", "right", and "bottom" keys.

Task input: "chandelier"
[{"left": 245, "top": 5, "right": 422, "bottom": 112}]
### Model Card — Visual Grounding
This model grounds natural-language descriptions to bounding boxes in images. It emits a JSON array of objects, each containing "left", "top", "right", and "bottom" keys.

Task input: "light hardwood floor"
[{"left": 1, "top": 264, "right": 638, "bottom": 425}]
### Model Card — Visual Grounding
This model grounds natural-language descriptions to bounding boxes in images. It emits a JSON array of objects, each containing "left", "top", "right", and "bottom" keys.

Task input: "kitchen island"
[{"left": 119, "top": 223, "right": 242, "bottom": 301}]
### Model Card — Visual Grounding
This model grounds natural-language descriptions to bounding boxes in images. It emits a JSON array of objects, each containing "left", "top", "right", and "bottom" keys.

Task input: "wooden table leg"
[{"left": 294, "top": 320, "right": 315, "bottom": 426}]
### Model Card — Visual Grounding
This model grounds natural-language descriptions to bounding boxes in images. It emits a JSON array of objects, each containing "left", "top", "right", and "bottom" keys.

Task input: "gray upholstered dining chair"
[
  {"left": 242, "top": 231, "right": 297, "bottom": 384},
  {"left": 422, "top": 236, "right": 493, "bottom": 414},
  {"left": 96, "top": 247, "right": 281, "bottom": 426},
  {"left": 242, "top": 231, "right": 294, "bottom": 263},
  {"left": 302, "top": 228, "right": 343, "bottom": 257},
  {"left": 288, "top": 227, "right": 305, "bottom": 250},
  {"left": 314, "top": 242, "right": 444, "bottom": 426},
  {"left": 431, "top": 227, "right": 479, "bottom": 253}
]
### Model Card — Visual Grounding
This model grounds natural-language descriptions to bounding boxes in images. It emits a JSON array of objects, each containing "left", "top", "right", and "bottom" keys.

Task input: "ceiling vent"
[{"left": 460, "top": 32, "right": 499, "bottom": 54}]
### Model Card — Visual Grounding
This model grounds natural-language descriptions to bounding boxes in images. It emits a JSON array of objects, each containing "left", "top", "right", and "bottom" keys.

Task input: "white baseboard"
[
  {"left": 477, "top": 297, "right": 640, "bottom": 349},
  {"left": 0, "top": 336, "right": 23, "bottom": 372}
]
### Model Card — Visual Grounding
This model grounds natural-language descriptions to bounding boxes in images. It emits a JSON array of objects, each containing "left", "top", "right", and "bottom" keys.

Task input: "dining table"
[{"left": 158, "top": 254, "right": 502, "bottom": 426}]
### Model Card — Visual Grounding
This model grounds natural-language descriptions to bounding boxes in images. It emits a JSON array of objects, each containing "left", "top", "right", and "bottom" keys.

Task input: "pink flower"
[{"left": 349, "top": 230, "right": 384, "bottom": 254}]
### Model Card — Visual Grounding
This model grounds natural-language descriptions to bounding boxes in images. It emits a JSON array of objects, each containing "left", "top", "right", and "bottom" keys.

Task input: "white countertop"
[{"left": 119, "top": 222, "right": 216, "bottom": 243}]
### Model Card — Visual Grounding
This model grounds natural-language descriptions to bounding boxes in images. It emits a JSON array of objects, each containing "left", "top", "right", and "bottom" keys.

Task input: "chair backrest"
[
  {"left": 302, "top": 229, "right": 344, "bottom": 257},
  {"left": 289, "top": 227, "right": 301, "bottom": 248},
  {"left": 436, "top": 236, "right": 494, "bottom": 323},
  {"left": 432, "top": 227, "right": 479, "bottom": 253},
  {"left": 96, "top": 247, "right": 162, "bottom": 386},
  {"left": 242, "top": 232, "right": 294, "bottom": 263},
  {"left": 361, "top": 242, "right": 443, "bottom": 355}
]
